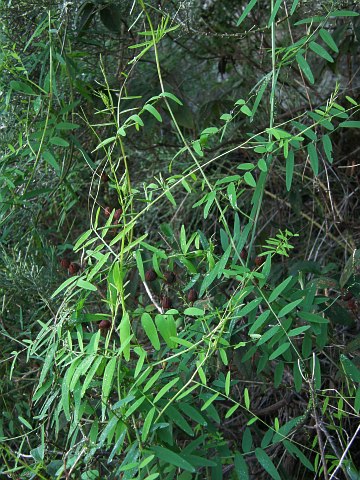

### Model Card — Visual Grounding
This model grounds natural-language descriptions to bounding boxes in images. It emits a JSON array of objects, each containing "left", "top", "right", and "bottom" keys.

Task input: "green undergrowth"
[{"left": 1, "top": 1, "right": 360, "bottom": 479}]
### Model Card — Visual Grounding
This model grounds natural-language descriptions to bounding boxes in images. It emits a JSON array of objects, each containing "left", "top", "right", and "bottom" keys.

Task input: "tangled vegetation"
[{"left": 1, "top": 1, "right": 360, "bottom": 479}]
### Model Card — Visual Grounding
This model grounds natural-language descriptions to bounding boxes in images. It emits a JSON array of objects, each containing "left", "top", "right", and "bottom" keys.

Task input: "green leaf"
[
  {"left": 307, "top": 143, "right": 318, "bottom": 176},
  {"left": 296, "top": 52, "right": 315, "bottom": 84},
  {"left": 152, "top": 446, "right": 195, "bottom": 473},
  {"left": 339, "top": 121, "right": 360, "bottom": 128},
  {"left": 340, "top": 355, "right": 360, "bottom": 382},
  {"left": 225, "top": 371, "right": 231, "bottom": 396},
  {"left": 244, "top": 171, "right": 256, "bottom": 187},
  {"left": 298, "top": 311, "right": 329, "bottom": 324},
  {"left": 143, "top": 104, "right": 162, "bottom": 122},
  {"left": 199, "top": 263, "right": 219, "bottom": 298},
  {"left": 322, "top": 134, "right": 333, "bottom": 163},
  {"left": 81, "top": 355, "right": 103, "bottom": 397},
  {"left": 255, "top": 448, "right": 281, "bottom": 480},
  {"left": 249, "top": 310, "right": 271, "bottom": 334},
  {"left": 124, "top": 396, "right": 146, "bottom": 418},
  {"left": 234, "top": 453, "right": 249, "bottom": 479},
  {"left": 154, "top": 377, "right": 179, "bottom": 403},
  {"left": 225, "top": 404, "right": 240, "bottom": 419},
  {"left": 38, "top": 342, "right": 58, "bottom": 388},
  {"left": 278, "top": 298, "right": 303, "bottom": 318},
  {"left": 119, "top": 312, "right": 131, "bottom": 361},
  {"left": 201, "top": 393, "right": 219, "bottom": 411},
  {"left": 329, "top": 10, "right": 359, "bottom": 17},
  {"left": 237, "top": 298, "right": 262, "bottom": 318},
  {"left": 290, "top": 0, "right": 300, "bottom": 15},
  {"left": 141, "top": 313, "right": 160, "bottom": 350},
  {"left": 240, "top": 104, "right": 252, "bottom": 117},
  {"left": 155, "top": 314, "right": 176, "bottom": 348},
  {"left": 10, "top": 80, "right": 36, "bottom": 95},
  {"left": 242, "top": 428, "right": 253, "bottom": 453},
  {"left": 179, "top": 403, "right": 207, "bottom": 426},
  {"left": 19, "top": 416, "right": 32, "bottom": 430},
  {"left": 236, "top": 0, "right": 257, "bottom": 27},
  {"left": 184, "top": 307, "right": 204, "bottom": 317},
  {"left": 101, "top": 357, "right": 117, "bottom": 420},
  {"left": 70, "top": 354, "right": 95, "bottom": 392},
  {"left": 319, "top": 29, "right": 339, "bottom": 53},
  {"left": 268, "top": 0, "right": 283, "bottom": 26},
  {"left": 166, "top": 406, "right": 194, "bottom": 436},
  {"left": 269, "top": 342, "right": 290, "bottom": 360},
  {"left": 309, "top": 41, "right": 334, "bottom": 63},
  {"left": 269, "top": 276, "right": 293, "bottom": 303},
  {"left": 62, "top": 358, "right": 80, "bottom": 421},
  {"left": 77, "top": 278, "right": 97, "bottom": 292},
  {"left": 244, "top": 388, "right": 250, "bottom": 409},
  {"left": 49, "top": 137, "right": 69, "bottom": 147},
  {"left": 42, "top": 150, "right": 60, "bottom": 172},
  {"left": 288, "top": 325, "right": 310, "bottom": 336},
  {"left": 160, "top": 91, "right": 183, "bottom": 105},
  {"left": 284, "top": 440, "right": 314, "bottom": 471},
  {"left": 142, "top": 407, "right": 156, "bottom": 442}
]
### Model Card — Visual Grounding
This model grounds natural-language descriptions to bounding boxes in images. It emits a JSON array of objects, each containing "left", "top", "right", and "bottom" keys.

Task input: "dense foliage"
[{"left": 1, "top": 0, "right": 360, "bottom": 479}]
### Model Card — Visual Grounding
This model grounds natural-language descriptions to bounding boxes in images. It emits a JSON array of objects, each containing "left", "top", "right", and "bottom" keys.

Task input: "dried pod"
[
  {"left": 187, "top": 288, "right": 198, "bottom": 303},
  {"left": 240, "top": 248, "right": 247, "bottom": 260},
  {"left": 342, "top": 291, "right": 354, "bottom": 301},
  {"left": 104, "top": 206, "right": 112, "bottom": 218},
  {"left": 164, "top": 271, "right": 176, "bottom": 284},
  {"left": 68, "top": 262, "right": 80, "bottom": 275},
  {"left": 60, "top": 258, "right": 70, "bottom": 269},
  {"left": 113, "top": 208, "right": 122, "bottom": 221},
  {"left": 145, "top": 269, "right": 157, "bottom": 282},
  {"left": 99, "top": 319, "right": 112, "bottom": 330},
  {"left": 255, "top": 256, "right": 265, "bottom": 267},
  {"left": 161, "top": 296, "right": 172, "bottom": 311},
  {"left": 101, "top": 172, "right": 109, "bottom": 182},
  {"left": 348, "top": 299, "right": 357, "bottom": 313}
]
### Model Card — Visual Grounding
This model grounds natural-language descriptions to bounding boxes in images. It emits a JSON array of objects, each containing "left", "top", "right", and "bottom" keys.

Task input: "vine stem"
[{"left": 246, "top": 0, "right": 277, "bottom": 264}]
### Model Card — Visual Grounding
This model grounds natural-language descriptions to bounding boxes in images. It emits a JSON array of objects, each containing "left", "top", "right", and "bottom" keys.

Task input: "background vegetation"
[{"left": 1, "top": 0, "right": 360, "bottom": 478}]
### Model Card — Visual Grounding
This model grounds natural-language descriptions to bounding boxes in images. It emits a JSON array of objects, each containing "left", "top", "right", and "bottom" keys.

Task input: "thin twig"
[{"left": 329, "top": 424, "right": 360, "bottom": 480}]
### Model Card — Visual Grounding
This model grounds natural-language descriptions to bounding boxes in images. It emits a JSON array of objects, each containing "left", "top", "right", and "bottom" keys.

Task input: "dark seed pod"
[
  {"left": 255, "top": 256, "right": 265, "bottom": 267},
  {"left": 104, "top": 206, "right": 112, "bottom": 217},
  {"left": 161, "top": 296, "right": 172, "bottom": 311},
  {"left": 164, "top": 271, "right": 176, "bottom": 284},
  {"left": 99, "top": 319, "right": 112, "bottom": 330},
  {"left": 101, "top": 172, "right": 109, "bottom": 182},
  {"left": 348, "top": 299, "right": 357, "bottom": 312},
  {"left": 60, "top": 258, "right": 70, "bottom": 269},
  {"left": 113, "top": 208, "right": 122, "bottom": 221},
  {"left": 68, "top": 262, "right": 80, "bottom": 275},
  {"left": 145, "top": 269, "right": 157, "bottom": 282},
  {"left": 342, "top": 291, "right": 354, "bottom": 301},
  {"left": 240, "top": 248, "right": 247, "bottom": 260},
  {"left": 187, "top": 288, "right": 198, "bottom": 303}
]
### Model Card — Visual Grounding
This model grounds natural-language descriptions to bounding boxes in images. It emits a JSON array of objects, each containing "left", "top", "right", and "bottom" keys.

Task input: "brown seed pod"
[
  {"left": 348, "top": 299, "right": 357, "bottom": 313},
  {"left": 255, "top": 256, "right": 265, "bottom": 267},
  {"left": 342, "top": 291, "right": 354, "bottom": 301},
  {"left": 164, "top": 271, "right": 176, "bottom": 284},
  {"left": 99, "top": 319, "right": 112, "bottom": 330},
  {"left": 104, "top": 206, "right": 112, "bottom": 218},
  {"left": 60, "top": 258, "right": 70, "bottom": 269},
  {"left": 187, "top": 288, "right": 198, "bottom": 303},
  {"left": 113, "top": 208, "right": 122, "bottom": 221},
  {"left": 240, "top": 248, "right": 247, "bottom": 260},
  {"left": 145, "top": 269, "right": 157, "bottom": 282},
  {"left": 101, "top": 172, "right": 109, "bottom": 182},
  {"left": 161, "top": 296, "right": 172, "bottom": 311},
  {"left": 68, "top": 262, "right": 80, "bottom": 275}
]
